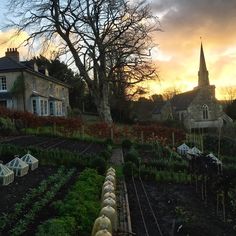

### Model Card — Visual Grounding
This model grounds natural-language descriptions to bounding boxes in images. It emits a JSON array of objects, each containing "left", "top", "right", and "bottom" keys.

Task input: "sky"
[
  {"left": 0, "top": 0, "right": 236, "bottom": 100},
  {"left": 147, "top": 0, "right": 236, "bottom": 100}
]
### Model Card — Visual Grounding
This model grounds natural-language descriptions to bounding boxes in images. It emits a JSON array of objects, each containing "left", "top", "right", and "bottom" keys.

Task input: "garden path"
[{"left": 109, "top": 148, "right": 133, "bottom": 236}]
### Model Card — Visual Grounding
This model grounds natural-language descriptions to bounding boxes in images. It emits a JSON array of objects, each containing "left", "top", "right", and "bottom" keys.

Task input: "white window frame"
[
  {"left": 0, "top": 76, "right": 7, "bottom": 91},
  {"left": 44, "top": 100, "right": 48, "bottom": 115},
  {"left": 32, "top": 99, "right": 37, "bottom": 115}
]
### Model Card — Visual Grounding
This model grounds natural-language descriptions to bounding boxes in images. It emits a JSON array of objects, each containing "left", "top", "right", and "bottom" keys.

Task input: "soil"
[
  {"left": 0, "top": 166, "right": 57, "bottom": 214},
  {"left": 1, "top": 135, "right": 105, "bottom": 155},
  {"left": 126, "top": 180, "right": 235, "bottom": 236}
]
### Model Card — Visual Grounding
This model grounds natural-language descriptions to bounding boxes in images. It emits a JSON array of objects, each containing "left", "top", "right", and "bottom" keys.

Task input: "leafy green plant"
[
  {"left": 50, "top": 169, "right": 104, "bottom": 236},
  {"left": 36, "top": 217, "right": 77, "bottom": 236}
]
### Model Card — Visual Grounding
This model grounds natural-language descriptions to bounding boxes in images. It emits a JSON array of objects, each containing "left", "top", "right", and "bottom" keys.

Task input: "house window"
[
  {"left": 40, "top": 100, "right": 44, "bottom": 116},
  {"left": 49, "top": 83, "right": 54, "bottom": 95},
  {"left": 32, "top": 100, "right": 37, "bottom": 114},
  {"left": 44, "top": 101, "right": 48, "bottom": 115},
  {"left": 62, "top": 102, "right": 65, "bottom": 115},
  {"left": 49, "top": 102, "right": 54, "bottom": 115},
  {"left": 61, "top": 88, "right": 65, "bottom": 98},
  {"left": 202, "top": 104, "right": 209, "bottom": 120},
  {"left": 0, "top": 77, "right": 7, "bottom": 91}
]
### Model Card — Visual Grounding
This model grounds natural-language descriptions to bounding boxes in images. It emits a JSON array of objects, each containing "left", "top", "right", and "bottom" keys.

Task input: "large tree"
[{"left": 9, "top": 0, "right": 158, "bottom": 123}]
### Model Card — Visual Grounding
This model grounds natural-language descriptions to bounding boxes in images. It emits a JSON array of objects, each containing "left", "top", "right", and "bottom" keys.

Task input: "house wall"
[
  {"left": 0, "top": 71, "right": 25, "bottom": 110},
  {"left": 0, "top": 70, "right": 70, "bottom": 116}
]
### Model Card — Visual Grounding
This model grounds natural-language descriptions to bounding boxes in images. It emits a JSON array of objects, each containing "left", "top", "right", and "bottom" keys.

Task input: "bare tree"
[
  {"left": 162, "top": 86, "right": 181, "bottom": 101},
  {"left": 220, "top": 86, "right": 236, "bottom": 104},
  {"left": 8, "top": 0, "right": 159, "bottom": 123}
]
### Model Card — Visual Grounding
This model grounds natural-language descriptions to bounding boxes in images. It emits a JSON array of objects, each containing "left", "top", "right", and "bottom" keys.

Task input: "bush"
[
  {"left": 99, "top": 150, "right": 111, "bottom": 161},
  {"left": 90, "top": 156, "right": 107, "bottom": 175},
  {"left": 0, "top": 117, "right": 16, "bottom": 135},
  {"left": 124, "top": 152, "right": 139, "bottom": 167},
  {"left": 122, "top": 139, "right": 133, "bottom": 150},
  {"left": 36, "top": 217, "right": 77, "bottom": 236}
]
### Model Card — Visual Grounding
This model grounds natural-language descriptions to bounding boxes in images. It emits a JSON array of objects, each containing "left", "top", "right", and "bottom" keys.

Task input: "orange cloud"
[{"left": 148, "top": 0, "right": 236, "bottom": 100}]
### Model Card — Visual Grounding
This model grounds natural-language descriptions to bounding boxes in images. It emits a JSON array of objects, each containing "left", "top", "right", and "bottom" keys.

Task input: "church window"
[{"left": 202, "top": 104, "right": 208, "bottom": 120}]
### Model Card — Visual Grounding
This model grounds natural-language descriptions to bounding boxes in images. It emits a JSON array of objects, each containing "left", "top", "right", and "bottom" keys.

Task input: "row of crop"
[
  {"left": 0, "top": 143, "right": 109, "bottom": 174},
  {"left": 0, "top": 167, "right": 65, "bottom": 231},
  {"left": 123, "top": 140, "right": 190, "bottom": 184},
  {"left": 35, "top": 169, "right": 104, "bottom": 236},
  {"left": 1, "top": 167, "right": 75, "bottom": 235}
]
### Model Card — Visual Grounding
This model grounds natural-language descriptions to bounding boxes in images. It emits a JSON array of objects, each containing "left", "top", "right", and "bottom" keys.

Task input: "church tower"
[{"left": 198, "top": 43, "right": 210, "bottom": 87}]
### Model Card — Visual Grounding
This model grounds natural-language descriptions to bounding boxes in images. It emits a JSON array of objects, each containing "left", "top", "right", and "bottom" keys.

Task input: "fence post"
[
  {"left": 172, "top": 132, "right": 175, "bottom": 147},
  {"left": 141, "top": 131, "right": 144, "bottom": 144},
  {"left": 81, "top": 125, "right": 84, "bottom": 138},
  {"left": 110, "top": 127, "right": 114, "bottom": 141}
]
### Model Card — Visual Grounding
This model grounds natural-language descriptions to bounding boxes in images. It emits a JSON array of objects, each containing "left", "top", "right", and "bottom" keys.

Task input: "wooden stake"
[
  {"left": 110, "top": 127, "right": 114, "bottom": 141},
  {"left": 172, "top": 132, "right": 175, "bottom": 147},
  {"left": 222, "top": 193, "right": 226, "bottom": 222},
  {"left": 141, "top": 131, "right": 144, "bottom": 144}
]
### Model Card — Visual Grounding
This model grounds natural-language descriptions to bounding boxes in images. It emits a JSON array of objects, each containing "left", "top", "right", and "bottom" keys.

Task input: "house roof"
[
  {"left": 152, "top": 89, "right": 199, "bottom": 114},
  {"left": 152, "top": 100, "right": 166, "bottom": 114},
  {"left": 0, "top": 57, "right": 25, "bottom": 71},
  {"left": 0, "top": 56, "right": 71, "bottom": 88},
  {"left": 170, "top": 89, "right": 199, "bottom": 111}
]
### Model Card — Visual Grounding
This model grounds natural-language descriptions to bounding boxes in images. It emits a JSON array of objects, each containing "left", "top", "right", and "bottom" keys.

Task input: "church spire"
[{"left": 198, "top": 42, "right": 209, "bottom": 87}]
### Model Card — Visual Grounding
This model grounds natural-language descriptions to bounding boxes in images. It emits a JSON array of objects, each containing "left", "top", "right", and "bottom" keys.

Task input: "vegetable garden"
[{"left": 123, "top": 140, "right": 236, "bottom": 235}]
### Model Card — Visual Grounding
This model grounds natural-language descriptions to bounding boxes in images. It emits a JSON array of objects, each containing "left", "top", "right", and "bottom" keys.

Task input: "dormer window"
[
  {"left": 32, "top": 79, "right": 37, "bottom": 91},
  {"left": 202, "top": 104, "right": 209, "bottom": 120},
  {"left": 49, "top": 83, "right": 54, "bottom": 95},
  {"left": 0, "top": 76, "right": 7, "bottom": 91}
]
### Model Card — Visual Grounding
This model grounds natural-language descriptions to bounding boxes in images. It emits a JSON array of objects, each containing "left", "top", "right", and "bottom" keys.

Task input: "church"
[{"left": 152, "top": 43, "right": 233, "bottom": 130}]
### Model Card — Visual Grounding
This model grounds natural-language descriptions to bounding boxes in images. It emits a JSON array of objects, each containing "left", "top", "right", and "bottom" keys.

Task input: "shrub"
[
  {"left": 90, "top": 156, "right": 107, "bottom": 175},
  {"left": 124, "top": 149, "right": 140, "bottom": 167},
  {"left": 122, "top": 139, "right": 133, "bottom": 150},
  {"left": 0, "top": 117, "right": 16, "bottom": 135}
]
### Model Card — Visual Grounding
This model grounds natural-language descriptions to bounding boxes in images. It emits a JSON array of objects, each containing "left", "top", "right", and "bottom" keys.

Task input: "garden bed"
[
  {"left": 1, "top": 135, "right": 105, "bottom": 155},
  {"left": 126, "top": 180, "right": 235, "bottom": 236},
  {"left": 0, "top": 166, "right": 57, "bottom": 214}
]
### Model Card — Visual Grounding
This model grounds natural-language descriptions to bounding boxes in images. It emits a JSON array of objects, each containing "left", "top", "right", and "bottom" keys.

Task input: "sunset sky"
[{"left": 0, "top": 0, "right": 236, "bottom": 100}]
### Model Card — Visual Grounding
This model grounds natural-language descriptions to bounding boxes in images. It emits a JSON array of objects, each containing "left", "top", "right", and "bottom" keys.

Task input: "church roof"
[
  {"left": 170, "top": 89, "right": 199, "bottom": 111},
  {"left": 198, "top": 42, "right": 209, "bottom": 87},
  {"left": 199, "top": 43, "right": 207, "bottom": 73}
]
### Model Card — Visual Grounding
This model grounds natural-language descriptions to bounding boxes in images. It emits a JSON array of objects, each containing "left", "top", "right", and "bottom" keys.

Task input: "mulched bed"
[
  {"left": 1, "top": 135, "right": 105, "bottom": 155},
  {"left": 0, "top": 166, "right": 57, "bottom": 214},
  {"left": 126, "top": 180, "right": 235, "bottom": 236}
]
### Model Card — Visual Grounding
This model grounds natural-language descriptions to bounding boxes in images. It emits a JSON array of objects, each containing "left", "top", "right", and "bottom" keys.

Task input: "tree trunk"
[{"left": 94, "top": 84, "right": 113, "bottom": 124}]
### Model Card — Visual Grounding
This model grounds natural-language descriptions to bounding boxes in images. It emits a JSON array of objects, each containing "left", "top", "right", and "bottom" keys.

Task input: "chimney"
[
  {"left": 33, "top": 62, "right": 39, "bottom": 72},
  {"left": 39, "top": 65, "right": 49, "bottom": 76},
  {"left": 45, "top": 68, "right": 49, "bottom": 76},
  {"left": 5, "top": 48, "right": 20, "bottom": 62}
]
